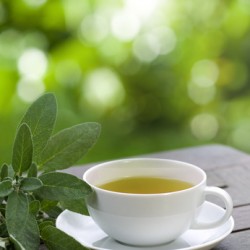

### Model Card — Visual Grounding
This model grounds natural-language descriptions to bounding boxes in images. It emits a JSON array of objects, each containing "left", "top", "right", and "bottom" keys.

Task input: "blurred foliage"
[{"left": 1, "top": 0, "right": 250, "bottom": 165}]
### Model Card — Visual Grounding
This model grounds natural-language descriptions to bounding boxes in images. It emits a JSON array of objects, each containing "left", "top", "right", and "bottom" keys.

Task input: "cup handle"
[{"left": 191, "top": 186, "right": 233, "bottom": 229}]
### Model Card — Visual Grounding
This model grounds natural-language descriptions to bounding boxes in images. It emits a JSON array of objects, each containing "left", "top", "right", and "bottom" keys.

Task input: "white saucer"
[{"left": 56, "top": 201, "right": 234, "bottom": 250}]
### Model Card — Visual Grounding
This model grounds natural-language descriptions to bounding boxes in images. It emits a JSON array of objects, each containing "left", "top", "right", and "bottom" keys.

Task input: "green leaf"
[
  {"left": 20, "top": 93, "right": 57, "bottom": 161},
  {"left": 35, "top": 172, "right": 92, "bottom": 201},
  {"left": 29, "top": 200, "right": 40, "bottom": 215},
  {"left": 37, "top": 122, "right": 101, "bottom": 171},
  {"left": 44, "top": 205, "right": 63, "bottom": 219},
  {"left": 60, "top": 198, "right": 89, "bottom": 215},
  {"left": 39, "top": 220, "right": 54, "bottom": 232},
  {"left": 20, "top": 177, "right": 43, "bottom": 191},
  {"left": 0, "top": 180, "right": 13, "bottom": 197},
  {"left": 0, "top": 164, "right": 8, "bottom": 181},
  {"left": 9, "top": 235, "right": 24, "bottom": 250},
  {"left": 6, "top": 192, "right": 40, "bottom": 250},
  {"left": 40, "top": 200, "right": 59, "bottom": 213},
  {"left": 41, "top": 226, "right": 88, "bottom": 250},
  {"left": 7, "top": 165, "right": 15, "bottom": 179},
  {"left": 27, "top": 163, "right": 38, "bottom": 177},
  {"left": 12, "top": 123, "right": 33, "bottom": 175}
]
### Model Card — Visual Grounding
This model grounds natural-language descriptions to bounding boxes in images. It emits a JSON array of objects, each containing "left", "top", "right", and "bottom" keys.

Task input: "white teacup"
[{"left": 83, "top": 158, "right": 233, "bottom": 246}]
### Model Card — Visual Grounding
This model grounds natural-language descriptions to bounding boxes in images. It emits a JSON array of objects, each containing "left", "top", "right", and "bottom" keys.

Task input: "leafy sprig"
[{"left": 0, "top": 93, "right": 101, "bottom": 249}]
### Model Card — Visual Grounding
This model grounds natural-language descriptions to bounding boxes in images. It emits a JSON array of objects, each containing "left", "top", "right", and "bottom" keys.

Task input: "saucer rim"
[{"left": 56, "top": 201, "right": 234, "bottom": 250}]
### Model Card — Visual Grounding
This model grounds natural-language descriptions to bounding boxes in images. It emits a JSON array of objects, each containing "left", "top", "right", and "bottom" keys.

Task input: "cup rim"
[{"left": 83, "top": 158, "right": 207, "bottom": 197}]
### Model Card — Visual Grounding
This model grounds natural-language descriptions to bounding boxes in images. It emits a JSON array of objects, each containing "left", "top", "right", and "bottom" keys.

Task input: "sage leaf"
[
  {"left": 12, "top": 123, "right": 33, "bottom": 175},
  {"left": 9, "top": 235, "right": 24, "bottom": 250},
  {"left": 7, "top": 165, "right": 15, "bottom": 179},
  {"left": 39, "top": 200, "right": 62, "bottom": 218},
  {"left": 20, "top": 93, "right": 57, "bottom": 161},
  {"left": 41, "top": 225, "right": 87, "bottom": 250},
  {"left": 0, "top": 180, "right": 13, "bottom": 197},
  {"left": 44, "top": 205, "right": 63, "bottom": 219},
  {"left": 6, "top": 192, "right": 40, "bottom": 250},
  {"left": 39, "top": 220, "right": 54, "bottom": 232},
  {"left": 60, "top": 198, "right": 89, "bottom": 215},
  {"left": 37, "top": 122, "right": 101, "bottom": 171},
  {"left": 29, "top": 200, "right": 40, "bottom": 215},
  {"left": 40, "top": 200, "right": 58, "bottom": 213},
  {"left": 20, "top": 177, "right": 43, "bottom": 191},
  {"left": 35, "top": 172, "right": 92, "bottom": 200},
  {"left": 27, "top": 163, "right": 38, "bottom": 177},
  {"left": 0, "top": 163, "right": 8, "bottom": 181}
]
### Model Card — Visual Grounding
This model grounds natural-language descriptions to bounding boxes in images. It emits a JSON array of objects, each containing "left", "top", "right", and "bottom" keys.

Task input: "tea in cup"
[{"left": 83, "top": 158, "right": 233, "bottom": 246}]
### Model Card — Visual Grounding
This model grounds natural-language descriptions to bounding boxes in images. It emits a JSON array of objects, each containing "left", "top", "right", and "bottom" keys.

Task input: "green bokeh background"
[{"left": 1, "top": 0, "right": 250, "bottom": 165}]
